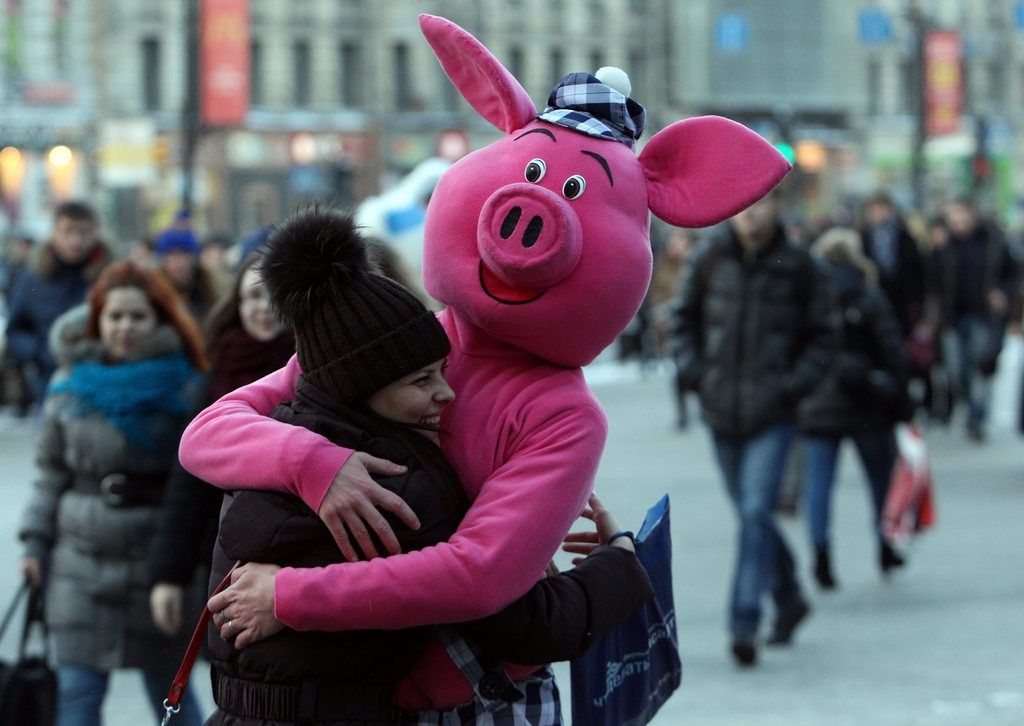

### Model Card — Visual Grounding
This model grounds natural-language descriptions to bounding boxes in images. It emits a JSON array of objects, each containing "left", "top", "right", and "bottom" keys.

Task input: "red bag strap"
[{"left": 162, "top": 561, "right": 240, "bottom": 723}]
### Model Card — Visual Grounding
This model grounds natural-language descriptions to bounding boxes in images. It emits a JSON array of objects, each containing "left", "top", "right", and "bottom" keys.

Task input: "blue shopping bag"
[{"left": 570, "top": 495, "right": 681, "bottom": 726}]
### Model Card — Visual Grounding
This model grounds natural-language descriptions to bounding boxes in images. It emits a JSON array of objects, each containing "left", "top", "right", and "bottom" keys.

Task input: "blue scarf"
[{"left": 49, "top": 353, "right": 196, "bottom": 456}]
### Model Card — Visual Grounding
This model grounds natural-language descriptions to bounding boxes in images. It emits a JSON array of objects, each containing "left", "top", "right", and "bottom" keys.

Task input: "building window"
[
  {"left": 550, "top": 48, "right": 564, "bottom": 82},
  {"left": 867, "top": 56, "right": 880, "bottom": 116},
  {"left": 293, "top": 40, "right": 310, "bottom": 106},
  {"left": 508, "top": 45, "right": 524, "bottom": 82},
  {"left": 141, "top": 36, "right": 160, "bottom": 112},
  {"left": 900, "top": 58, "right": 916, "bottom": 115},
  {"left": 250, "top": 40, "right": 263, "bottom": 106},
  {"left": 394, "top": 42, "right": 412, "bottom": 110},
  {"left": 340, "top": 42, "right": 362, "bottom": 106},
  {"left": 628, "top": 49, "right": 645, "bottom": 97},
  {"left": 989, "top": 60, "right": 1005, "bottom": 108}
]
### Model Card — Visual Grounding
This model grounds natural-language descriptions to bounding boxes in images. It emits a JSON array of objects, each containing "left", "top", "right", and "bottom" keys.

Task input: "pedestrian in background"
[
  {"left": 934, "top": 199, "right": 1020, "bottom": 441},
  {"left": 672, "top": 191, "right": 839, "bottom": 666},
  {"left": 4, "top": 202, "right": 112, "bottom": 409},
  {"left": 155, "top": 226, "right": 223, "bottom": 322},
  {"left": 650, "top": 226, "right": 698, "bottom": 428},
  {"left": 17, "top": 261, "right": 208, "bottom": 726},
  {"left": 1, "top": 234, "right": 35, "bottom": 416},
  {"left": 798, "top": 228, "right": 911, "bottom": 590},
  {"left": 860, "top": 193, "right": 926, "bottom": 338},
  {"left": 0, "top": 234, "right": 33, "bottom": 306},
  {"left": 148, "top": 252, "right": 294, "bottom": 638}
]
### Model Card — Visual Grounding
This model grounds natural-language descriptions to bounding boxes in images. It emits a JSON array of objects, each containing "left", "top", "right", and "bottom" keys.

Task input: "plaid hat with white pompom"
[{"left": 537, "top": 68, "right": 646, "bottom": 148}]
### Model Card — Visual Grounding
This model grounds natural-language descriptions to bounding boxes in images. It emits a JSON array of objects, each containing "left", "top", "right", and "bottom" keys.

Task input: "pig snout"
[{"left": 477, "top": 184, "right": 582, "bottom": 290}]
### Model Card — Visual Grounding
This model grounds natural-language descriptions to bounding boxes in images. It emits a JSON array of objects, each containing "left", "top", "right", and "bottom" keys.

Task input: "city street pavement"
[{"left": 1, "top": 361, "right": 1022, "bottom": 725}]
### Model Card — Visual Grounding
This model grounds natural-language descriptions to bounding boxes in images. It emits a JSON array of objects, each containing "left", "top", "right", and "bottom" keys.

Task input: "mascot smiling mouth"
[{"left": 478, "top": 262, "right": 546, "bottom": 305}]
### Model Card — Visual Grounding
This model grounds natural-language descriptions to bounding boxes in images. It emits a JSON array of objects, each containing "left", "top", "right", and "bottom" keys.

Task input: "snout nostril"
[
  {"left": 521, "top": 216, "right": 544, "bottom": 248},
  {"left": 500, "top": 207, "right": 522, "bottom": 240}
]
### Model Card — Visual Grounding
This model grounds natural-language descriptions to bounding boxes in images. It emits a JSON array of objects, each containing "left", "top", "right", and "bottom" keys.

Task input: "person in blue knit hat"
[{"left": 155, "top": 226, "right": 221, "bottom": 321}]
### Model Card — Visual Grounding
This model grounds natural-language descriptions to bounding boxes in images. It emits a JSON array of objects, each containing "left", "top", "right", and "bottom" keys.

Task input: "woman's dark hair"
[
  {"left": 86, "top": 260, "right": 209, "bottom": 371},
  {"left": 204, "top": 252, "right": 264, "bottom": 364}
]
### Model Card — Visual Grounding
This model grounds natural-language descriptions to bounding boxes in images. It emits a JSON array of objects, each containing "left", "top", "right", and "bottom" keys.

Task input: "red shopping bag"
[{"left": 883, "top": 424, "right": 937, "bottom": 543}]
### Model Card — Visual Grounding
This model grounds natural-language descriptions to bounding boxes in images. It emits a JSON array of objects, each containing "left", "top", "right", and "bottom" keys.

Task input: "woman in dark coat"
[
  {"left": 17, "top": 261, "right": 208, "bottom": 726},
  {"left": 148, "top": 253, "right": 295, "bottom": 640},
  {"left": 204, "top": 210, "right": 652, "bottom": 725},
  {"left": 798, "top": 228, "right": 911, "bottom": 590}
]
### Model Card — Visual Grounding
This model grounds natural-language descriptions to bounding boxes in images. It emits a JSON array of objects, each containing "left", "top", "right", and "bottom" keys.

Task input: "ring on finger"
[{"left": 226, "top": 619, "right": 234, "bottom": 636}]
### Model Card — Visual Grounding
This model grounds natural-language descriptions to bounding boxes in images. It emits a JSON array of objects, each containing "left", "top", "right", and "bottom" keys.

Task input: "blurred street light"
[
  {"left": 0, "top": 147, "right": 26, "bottom": 223},
  {"left": 48, "top": 145, "right": 73, "bottom": 167},
  {"left": 47, "top": 145, "right": 76, "bottom": 201}
]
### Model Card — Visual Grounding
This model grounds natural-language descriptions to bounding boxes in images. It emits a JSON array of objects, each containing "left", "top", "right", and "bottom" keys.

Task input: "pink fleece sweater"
[{"left": 178, "top": 307, "right": 607, "bottom": 710}]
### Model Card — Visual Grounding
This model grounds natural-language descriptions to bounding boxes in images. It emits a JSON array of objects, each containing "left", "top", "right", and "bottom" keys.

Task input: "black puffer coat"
[
  {"left": 797, "top": 262, "right": 911, "bottom": 435},
  {"left": 672, "top": 226, "right": 839, "bottom": 437},
  {"left": 207, "top": 378, "right": 652, "bottom": 725}
]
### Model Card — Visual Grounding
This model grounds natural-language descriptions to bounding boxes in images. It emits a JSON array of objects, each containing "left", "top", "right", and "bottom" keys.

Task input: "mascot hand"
[{"left": 320, "top": 452, "right": 418, "bottom": 561}]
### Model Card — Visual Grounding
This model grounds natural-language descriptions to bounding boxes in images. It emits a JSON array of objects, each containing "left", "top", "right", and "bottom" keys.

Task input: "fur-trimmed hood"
[{"left": 31, "top": 240, "right": 113, "bottom": 283}]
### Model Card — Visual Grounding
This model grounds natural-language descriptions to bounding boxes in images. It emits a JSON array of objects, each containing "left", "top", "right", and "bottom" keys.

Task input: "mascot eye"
[
  {"left": 524, "top": 159, "right": 546, "bottom": 183},
  {"left": 562, "top": 175, "right": 586, "bottom": 200}
]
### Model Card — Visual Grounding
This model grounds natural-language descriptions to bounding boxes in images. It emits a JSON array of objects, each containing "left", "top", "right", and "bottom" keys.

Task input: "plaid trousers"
[{"left": 403, "top": 626, "right": 562, "bottom": 725}]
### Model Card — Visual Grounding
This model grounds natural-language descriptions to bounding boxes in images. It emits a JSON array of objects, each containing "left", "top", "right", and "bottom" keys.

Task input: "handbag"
[
  {"left": 883, "top": 424, "right": 937, "bottom": 544},
  {"left": 0, "top": 582, "right": 57, "bottom": 726},
  {"left": 570, "top": 495, "right": 682, "bottom": 726}
]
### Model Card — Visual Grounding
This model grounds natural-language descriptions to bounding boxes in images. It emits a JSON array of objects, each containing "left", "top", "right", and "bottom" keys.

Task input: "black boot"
[
  {"left": 730, "top": 632, "right": 757, "bottom": 667},
  {"left": 879, "top": 540, "right": 906, "bottom": 575},
  {"left": 813, "top": 545, "right": 837, "bottom": 591},
  {"left": 766, "top": 599, "right": 811, "bottom": 646}
]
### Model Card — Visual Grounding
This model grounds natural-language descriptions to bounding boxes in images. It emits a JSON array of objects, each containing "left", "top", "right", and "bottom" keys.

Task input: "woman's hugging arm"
[
  {"left": 273, "top": 403, "right": 609, "bottom": 631},
  {"left": 456, "top": 545, "right": 653, "bottom": 665}
]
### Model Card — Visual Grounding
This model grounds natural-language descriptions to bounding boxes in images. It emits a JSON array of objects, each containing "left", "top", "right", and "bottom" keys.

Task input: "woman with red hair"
[{"left": 17, "top": 261, "right": 208, "bottom": 726}]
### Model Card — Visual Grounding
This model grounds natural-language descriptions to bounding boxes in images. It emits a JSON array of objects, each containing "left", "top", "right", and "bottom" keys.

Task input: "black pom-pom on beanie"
[{"left": 261, "top": 208, "right": 450, "bottom": 404}]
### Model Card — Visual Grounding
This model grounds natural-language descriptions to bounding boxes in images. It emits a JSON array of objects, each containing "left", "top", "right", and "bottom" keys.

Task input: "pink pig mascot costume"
[{"left": 179, "top": 14, "right": 789, "bottom": 720}]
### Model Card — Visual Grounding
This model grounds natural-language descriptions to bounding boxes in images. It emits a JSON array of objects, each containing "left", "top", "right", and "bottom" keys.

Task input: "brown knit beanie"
[{"left": 260, "top": 209, "right": 450, "bottom": 404}]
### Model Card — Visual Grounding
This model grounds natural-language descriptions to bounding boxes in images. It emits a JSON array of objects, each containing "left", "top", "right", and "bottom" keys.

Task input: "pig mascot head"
[{"left": 420, "top": 15, "right": 790, "bottom": 367}]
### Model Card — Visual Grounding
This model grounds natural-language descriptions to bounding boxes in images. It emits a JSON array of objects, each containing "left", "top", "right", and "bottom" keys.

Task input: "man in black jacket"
[
  {"left": 860, "top": 193, "right": 925, "bottom": 337},
  {"left": 935, "top": 199, "right": 1020, "bottom": 441},
  {"left": 4, "top": 202, "right": 110, "bottom": 405},
  {"left": 672, "top": 192, "right": 839, "bottom": 666}
]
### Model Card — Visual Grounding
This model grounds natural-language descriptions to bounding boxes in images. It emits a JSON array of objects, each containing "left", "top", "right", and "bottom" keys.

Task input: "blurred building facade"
[
  {"left": 3, "top": 0, "right": 1024, "bottom": 242},
  {"left": 667, "top": 0, "right": 1024, "bottom": 222}
]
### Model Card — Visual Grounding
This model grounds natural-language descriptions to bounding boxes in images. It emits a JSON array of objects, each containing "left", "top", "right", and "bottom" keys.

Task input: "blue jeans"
[
  {"left": 953, "top": 314, "right": 997, "bottom": 428},
  {"left": 802, "top": 430, "right": 897, "bottom": 550},
  {"left": 711, "top": 423, "right": 803, "bottom": 636},
  {"left": 57, "top": 663, "right": 204, "bottom": 726}
]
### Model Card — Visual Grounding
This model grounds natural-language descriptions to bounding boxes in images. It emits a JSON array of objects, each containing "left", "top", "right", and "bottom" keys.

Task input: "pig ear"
[
  {"left": 639, "top": 116, "right": 791, "bottom": 228},
  {"left": 419, "top": 14, "right": 536, "bottom": 134}
]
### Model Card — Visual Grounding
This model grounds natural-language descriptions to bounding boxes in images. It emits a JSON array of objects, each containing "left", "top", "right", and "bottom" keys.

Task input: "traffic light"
[
  {"left": 774, "top": 141, "right": 796, "bottom": 165},
  {"left": 971, "top": 155, "right": 992, "bottom": 181}
]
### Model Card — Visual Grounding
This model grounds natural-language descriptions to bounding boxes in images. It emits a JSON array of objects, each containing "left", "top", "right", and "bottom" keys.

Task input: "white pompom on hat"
[{"left": 595, "top": 67, "right": 632, "bottom": 98}]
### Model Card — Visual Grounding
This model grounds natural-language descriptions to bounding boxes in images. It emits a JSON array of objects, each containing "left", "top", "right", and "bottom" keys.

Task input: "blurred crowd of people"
[
  {"left": 640, "top": 190, "right": 1021, "bottom": 666},
  {"left": 2, "top": 202, "right": 318, "bottom": 723},
  {"left": 638, "top": 192, "right": 1024, "bottom": 442}
]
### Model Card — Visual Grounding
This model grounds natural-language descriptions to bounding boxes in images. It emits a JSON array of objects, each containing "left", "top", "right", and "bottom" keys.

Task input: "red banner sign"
[
  {"left": 925, "top": 31, "right": 962, "bottom": 137},
  {"left": 201, "top": 0, "right": 250, "bottom": 126}
]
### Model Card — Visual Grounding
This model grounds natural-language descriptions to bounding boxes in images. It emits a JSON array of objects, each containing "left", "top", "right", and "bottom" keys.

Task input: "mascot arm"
[
  {"left": 178, "top": 354, "right": 353, "bottom": 511},
  {"left": 274, "top": 403, "right": 607, "bottom": 631}
]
